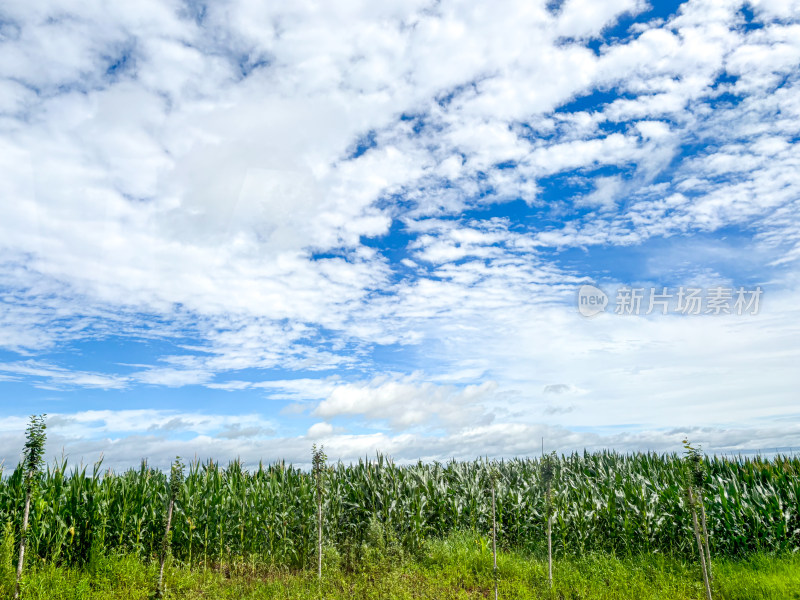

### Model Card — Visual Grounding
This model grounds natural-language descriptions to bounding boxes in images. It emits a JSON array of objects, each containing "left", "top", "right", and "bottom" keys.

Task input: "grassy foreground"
[{"left": 13, "top": 534, "right": 800, "bottom": 600}]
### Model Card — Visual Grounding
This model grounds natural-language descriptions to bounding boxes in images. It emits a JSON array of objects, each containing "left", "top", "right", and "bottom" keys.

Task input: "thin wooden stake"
[
  {"left": 492, "top": 482, "right": 498, "bottom": 600},
  {"left": 547, "top": 483, "right": 553, "bottom": 589},
  {"left": 317, "top": 490, "right": 323, "bottom": 580},
  {"left": 156, "top": 498, "right": 174, "bottom": 599},
  {"left": 698, "top": 494, "right": 713, "bottom": 583},
  {"left": 689, "top": 487, "right": 712, "bottom": 600},
  {"left": 13, "top": 489, "right": 31, "bottom": 600}
]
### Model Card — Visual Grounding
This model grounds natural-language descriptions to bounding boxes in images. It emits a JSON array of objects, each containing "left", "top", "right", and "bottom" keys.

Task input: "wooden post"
[
  {"left": 13, "top": 488, "right": 31, "bottom": 600},
  {"left": 492, "top": 483, "right": 498, "bottom": 600},
  {"left": 699, "top": 496, "right": 713, "bottom": 582},
  {"left": 547, "top": 482, "right": 552, "bottom": 589},
  {"left": 156, "top": 497, "right": 174, "bottom": 599},
  {"left": 689, "top": 487, "right": 712, "bottom": 600},
  {"left": 317, "top": 493, "right": 323, "bottom": 580}
]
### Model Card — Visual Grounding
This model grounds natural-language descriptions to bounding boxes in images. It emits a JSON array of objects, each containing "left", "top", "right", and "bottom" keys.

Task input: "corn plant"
[
  {"left": 0, "top": 447, "right": 797, "bottom": 571},
  {"left": 1, "top": 520, "right": 15, "bottom": 597}
]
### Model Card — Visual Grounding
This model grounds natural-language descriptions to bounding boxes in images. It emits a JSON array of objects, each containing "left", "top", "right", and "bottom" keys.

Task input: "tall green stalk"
[
  {"left": 684, "top": 439, "right": 712, "bottom": 600},
  {"left": 156, "top": 458, "right": 183, "bottom": 599},
  {"left": 14, "top": 414, "right": 47, "bottom": 600},
  {"left": 312, "top": 445, "right": 327, "bottom": 580}
]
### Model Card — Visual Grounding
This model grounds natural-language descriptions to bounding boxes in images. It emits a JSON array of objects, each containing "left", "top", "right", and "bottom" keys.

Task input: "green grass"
[{"left": 12, "top": 533, "right": 800, "bottom": 600}]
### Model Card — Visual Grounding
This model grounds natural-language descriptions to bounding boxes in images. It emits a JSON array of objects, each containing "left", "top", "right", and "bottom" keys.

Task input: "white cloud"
[
  {"left": 315, "top": 376, "right": 498, "bottom": 431},
  {"left": 36, "top": 409, "right": 277, "bottom": 440},
  {"left": 0, "top": 361, "right": 129, "bottom": 390},
  {"left": 307, "top": 422, "right": 335, "bottom": 439}
]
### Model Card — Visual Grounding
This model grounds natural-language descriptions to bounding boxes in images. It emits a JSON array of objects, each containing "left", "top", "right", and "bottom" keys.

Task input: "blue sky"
[{"left": 1, "top": 0, "right": 799, "bottom": 468}]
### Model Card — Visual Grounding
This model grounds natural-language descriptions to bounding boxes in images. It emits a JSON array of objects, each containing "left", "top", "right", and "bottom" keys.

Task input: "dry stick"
[
  {"left": 491, "top": 482, "right": 498, "bottom": 600},
  {"left": 13, "top": 487, "right": 31, "bottom": 600},
  {"left": 156, "top": 497, "right": 175, "bottom": 599},
  {"left": 547, "top": 482, "right": 553, "bottom": 589},
  {"left": 317, "top": 489, "right": 323, "bottom": 581},
  {"left": 688, "top": 487, "right": 713, "bottom": 600},
  {"left": 698, "top": 494, "right": 713, "bottom": 583}
]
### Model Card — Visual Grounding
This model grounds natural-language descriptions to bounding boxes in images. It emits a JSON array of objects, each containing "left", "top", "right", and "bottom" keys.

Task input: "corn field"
[{"left": 0, "top": 452, "right": 797, "bottom": 569}]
